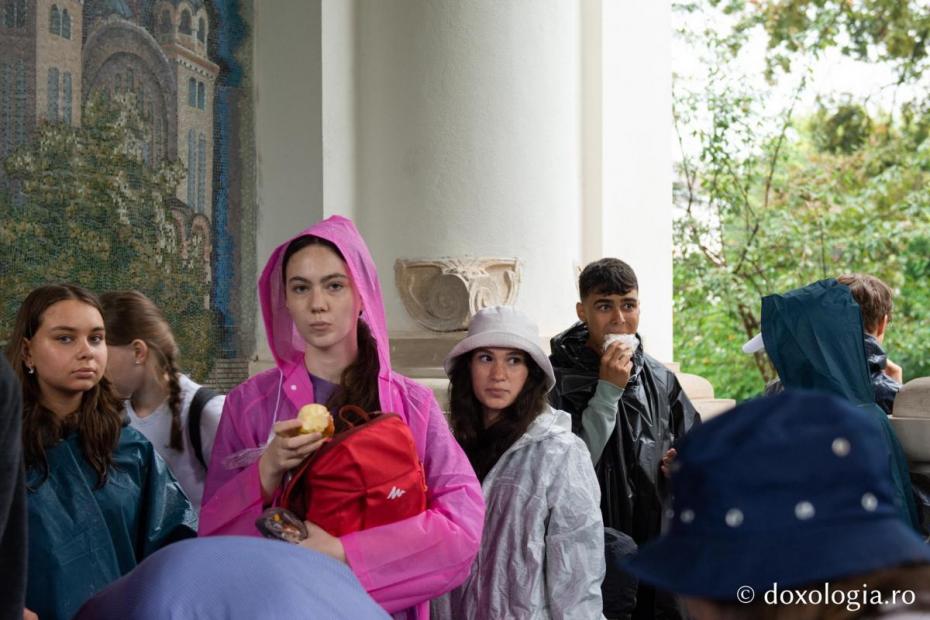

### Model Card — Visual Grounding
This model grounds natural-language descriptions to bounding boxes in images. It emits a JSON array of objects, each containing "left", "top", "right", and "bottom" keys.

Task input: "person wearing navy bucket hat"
[
  {"left": 625, "top": 390, "right": 930, "bottom": 619},
  {"left": 432, "top": 305, "right": 609, "bottom": 619}
]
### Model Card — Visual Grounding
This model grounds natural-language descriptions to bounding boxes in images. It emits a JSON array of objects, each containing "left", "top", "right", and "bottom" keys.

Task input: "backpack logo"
[{"left": 387, "top": 486, "right": 406, "bottom": 500}]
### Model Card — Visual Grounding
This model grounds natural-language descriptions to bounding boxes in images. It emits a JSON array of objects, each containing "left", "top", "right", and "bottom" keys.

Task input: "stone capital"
[{"left": 394, "top": 257, "right": 521, "bottom": 332}]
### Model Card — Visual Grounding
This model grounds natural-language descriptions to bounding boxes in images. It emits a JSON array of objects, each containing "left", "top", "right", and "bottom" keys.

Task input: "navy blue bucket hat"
[{"left": 625, "top": 390, "right": 930, "bottom": 600}]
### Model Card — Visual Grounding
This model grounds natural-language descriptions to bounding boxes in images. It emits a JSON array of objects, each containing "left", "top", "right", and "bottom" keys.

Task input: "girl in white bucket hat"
[{"left": 432, "top": 305, "right": 607, "bottom": 619}]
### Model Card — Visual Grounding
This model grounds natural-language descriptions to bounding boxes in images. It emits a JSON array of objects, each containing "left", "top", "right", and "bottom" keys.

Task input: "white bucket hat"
[{"left": 443, "top": 305, "right": 556, "bottom": 391}]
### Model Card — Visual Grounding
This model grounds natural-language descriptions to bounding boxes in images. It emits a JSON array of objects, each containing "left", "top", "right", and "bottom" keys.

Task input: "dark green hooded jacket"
[{"left": 761, "top": 279, "right": 919, "bottom": 530}]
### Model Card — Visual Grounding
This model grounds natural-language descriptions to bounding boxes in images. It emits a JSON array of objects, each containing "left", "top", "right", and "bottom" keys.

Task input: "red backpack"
[{"left": 279, "top": 406, "right": 428, "bottom": 537}]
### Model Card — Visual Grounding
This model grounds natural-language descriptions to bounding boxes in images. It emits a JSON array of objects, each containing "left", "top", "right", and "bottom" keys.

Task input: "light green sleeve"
[{"left": 579, "top": 380, "right": 624, "bottom": 465}]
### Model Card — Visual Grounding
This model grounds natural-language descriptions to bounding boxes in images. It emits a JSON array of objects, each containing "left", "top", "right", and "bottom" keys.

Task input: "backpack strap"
[
  {"left": 188, "top": 386, "right": 218, "bottom": 470},
  {"left": 337, "top": 404, "right": 372, "bottom": 429}
]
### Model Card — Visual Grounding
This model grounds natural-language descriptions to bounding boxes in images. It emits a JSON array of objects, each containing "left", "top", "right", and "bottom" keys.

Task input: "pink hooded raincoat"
[{"left": 200, "top": 216, "right": 485, "bottom": 619}]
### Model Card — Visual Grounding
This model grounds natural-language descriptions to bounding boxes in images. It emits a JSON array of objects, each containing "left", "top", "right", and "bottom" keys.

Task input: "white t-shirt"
[{"left": 124, "top": 374, "right": 224, "bottom": 511}]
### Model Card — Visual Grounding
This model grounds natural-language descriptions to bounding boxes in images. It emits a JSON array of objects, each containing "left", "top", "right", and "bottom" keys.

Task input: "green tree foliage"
[
  {"left": 812, "top": 101, "right": 873, "bottom": 153},
  {"left": 674, "top": 1, "right": 930, "bottom": 400},
  {"left": 709, "top": 0, "right": 930, "bottom": 82},
  {"left": 0, "top": 93, "right": 217, "bottom": 380}
]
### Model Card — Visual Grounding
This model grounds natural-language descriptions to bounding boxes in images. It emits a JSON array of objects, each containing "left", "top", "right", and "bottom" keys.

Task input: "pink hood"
[{"left": 259, "top": 215, "right": 397, "bottom": 403}]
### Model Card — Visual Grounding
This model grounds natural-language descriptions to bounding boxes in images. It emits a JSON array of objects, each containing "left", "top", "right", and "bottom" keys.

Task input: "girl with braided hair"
[{"left": 101, "top": 290, "right": 225, "bottom": 510}]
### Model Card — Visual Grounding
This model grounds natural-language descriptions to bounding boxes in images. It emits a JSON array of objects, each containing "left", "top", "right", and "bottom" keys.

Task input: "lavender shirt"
[{"left": 310, "top": 373, "right": 338, "bottom": 406}]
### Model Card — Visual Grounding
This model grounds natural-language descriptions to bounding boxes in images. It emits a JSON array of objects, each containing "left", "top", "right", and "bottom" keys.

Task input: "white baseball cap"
[{"left": 742, "top": 333, "right": 765, "bottom": 354}]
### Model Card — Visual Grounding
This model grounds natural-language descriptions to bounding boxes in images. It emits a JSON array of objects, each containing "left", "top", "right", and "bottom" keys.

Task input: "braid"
[{"left": 165, "top": 354, "right": 184, "bottom": 452}]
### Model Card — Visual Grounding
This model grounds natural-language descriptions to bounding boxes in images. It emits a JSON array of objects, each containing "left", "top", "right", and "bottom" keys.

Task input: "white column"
[
  {"left": 251, "top": 0, "right": 675, "bottom": 365},
  {"left": 584, "top": 0, "right": 674, "bottom": 362},
  {"left": 253, "top": 0, "right": 324, "bottom": 361},
  {"left": 322, "top": 0, "right": 357, "bottom": 220},
  {"left": 352, "top": 0, "right": 584, "bottom": 340}
]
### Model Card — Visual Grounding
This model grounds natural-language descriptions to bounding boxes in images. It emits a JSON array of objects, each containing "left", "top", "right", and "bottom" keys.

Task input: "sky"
[{"left": 670, "top": 5, "right": 929, "bottom": 163}]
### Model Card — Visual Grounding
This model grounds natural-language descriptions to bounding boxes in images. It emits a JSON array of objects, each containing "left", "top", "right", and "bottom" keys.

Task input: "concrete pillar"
[
  {"left": 252, "top": 0, "right": 324, "bottom": 361},
  {"left": 321, "top": 0, "right": 358, "bottom": 221},
  {"left": 582, "top": 0, "right": 674, "bottom": 362},
  {"left": 251, "top": 0, "right": 675, "bottom": 366},
  {"left": 352, "top": 0, "right": 584, "bottom": 341}
]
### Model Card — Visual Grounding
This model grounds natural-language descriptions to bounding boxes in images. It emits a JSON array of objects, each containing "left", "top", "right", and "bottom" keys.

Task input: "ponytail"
[{"left": 326, "top": 319, "right": 381, "bottom": 430}]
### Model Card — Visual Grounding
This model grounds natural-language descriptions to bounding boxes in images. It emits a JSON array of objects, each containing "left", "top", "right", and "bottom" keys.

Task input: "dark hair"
[
  {"left": 837, "top": 273, "right": 894, "bottom": 333},
  {"left": 5, "top": 284, "right": 123, "bottom": 488},
  {"left": 579, "top": 258, "right": 639, "bottom": 299},
  {"left": 282, "top": 235, "right": 381, "bottom": 420},
  {"left": 100, "top": 290, "right": 184, "bottom": 451},
  {"left": 448, "top": 350, "right": 550, "bottom": 481}
]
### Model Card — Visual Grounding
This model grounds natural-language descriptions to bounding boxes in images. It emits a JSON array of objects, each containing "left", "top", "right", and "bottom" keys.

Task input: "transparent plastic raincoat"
[{"left": 434, "top": 407, "right": 605, "bottom": 619}]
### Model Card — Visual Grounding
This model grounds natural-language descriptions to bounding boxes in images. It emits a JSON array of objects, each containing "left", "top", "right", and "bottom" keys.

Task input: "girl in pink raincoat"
[{"left": 200, "top": 216, "right": 484, "bottom": 619}]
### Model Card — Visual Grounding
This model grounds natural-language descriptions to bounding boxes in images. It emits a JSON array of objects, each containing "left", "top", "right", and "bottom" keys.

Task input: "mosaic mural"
[{"left": 0, "top": 0, "right": 256, "bottom": 388}]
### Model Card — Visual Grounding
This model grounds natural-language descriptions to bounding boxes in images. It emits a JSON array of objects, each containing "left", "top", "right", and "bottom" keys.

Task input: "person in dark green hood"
[
  {"left": 756, "top": 278, "right": 920, "bottom": 531},
  {"left": 5, "top": 284, "right": 197, "bottom": 620},
  {"left": 549, "top": 258, "right": 700, "bottom": 620}
]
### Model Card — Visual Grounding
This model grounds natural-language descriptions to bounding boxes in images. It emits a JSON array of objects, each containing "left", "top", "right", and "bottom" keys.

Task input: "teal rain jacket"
[
  {"left": 761, "top": 279, "right": 920, "bottom": 530},
  {"left": 25, "top": 426, "right": 197, "bottom": 620}
]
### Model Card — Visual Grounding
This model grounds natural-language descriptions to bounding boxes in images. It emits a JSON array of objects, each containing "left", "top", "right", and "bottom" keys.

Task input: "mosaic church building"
[{"left": 0, "top": 0, "right": 218, "bottom": 218}]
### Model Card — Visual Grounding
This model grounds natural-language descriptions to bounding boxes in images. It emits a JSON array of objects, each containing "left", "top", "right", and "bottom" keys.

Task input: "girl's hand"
[
  {"left": 298, "top": 521, "right": 347, "bottom": 564},
  {"left": 258, "top": 419, "right": 326, "bottom": 501}
]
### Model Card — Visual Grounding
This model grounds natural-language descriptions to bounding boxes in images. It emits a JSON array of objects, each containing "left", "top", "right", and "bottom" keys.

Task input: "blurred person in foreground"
[
  {"left": 0, "top": 356, "right": 27, "bottom": 620},
  {"left": 626, "top": 390, "right": 930, "bottom": 620},
  {"left": 75, "top": 536, "right": 390, "bottom": 620}
]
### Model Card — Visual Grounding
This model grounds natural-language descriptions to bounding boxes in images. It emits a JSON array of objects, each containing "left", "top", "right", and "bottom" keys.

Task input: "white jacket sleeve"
[
  {"left": 199, "top": 394, "right": 225, "bottom": 465},
  {"left": 545, "top": 438, "right": 606, "bottom": 619}
]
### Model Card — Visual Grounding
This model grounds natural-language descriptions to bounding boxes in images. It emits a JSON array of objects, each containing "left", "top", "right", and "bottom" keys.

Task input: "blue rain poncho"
[{"left": 25, "top": 425, "right": 197, "bottom": 620}]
